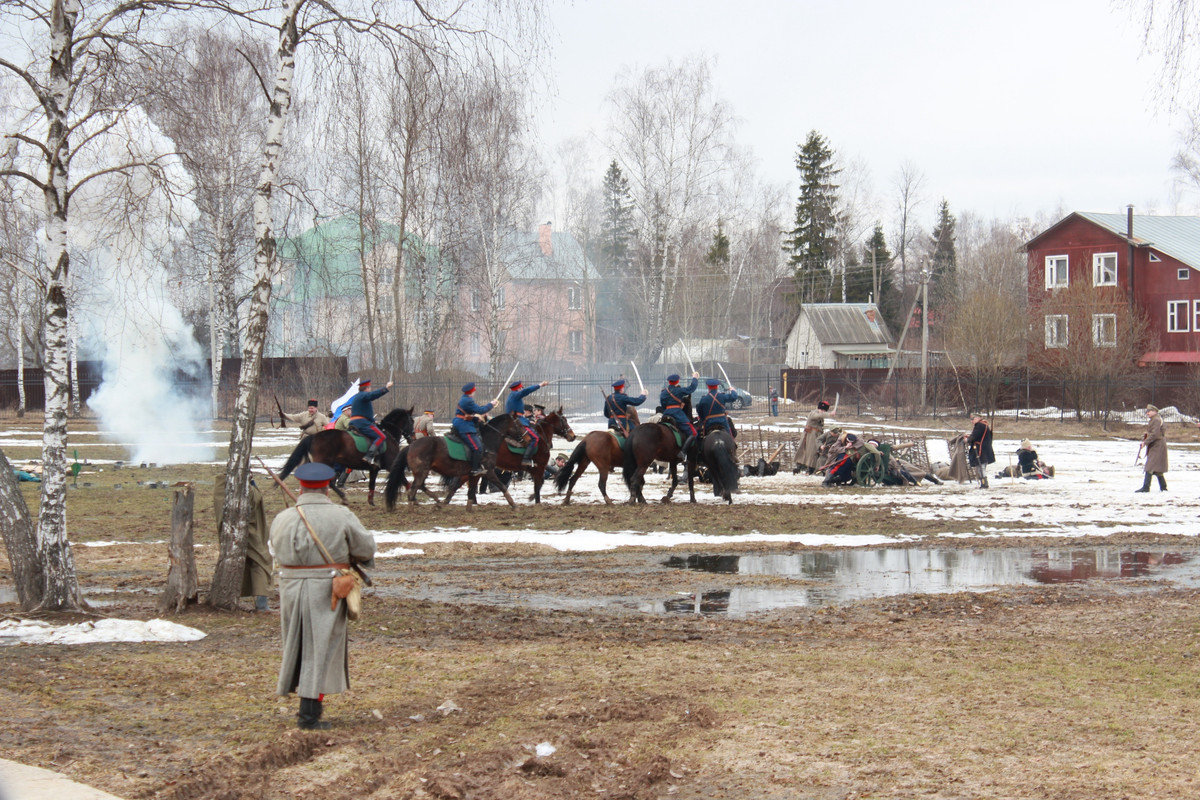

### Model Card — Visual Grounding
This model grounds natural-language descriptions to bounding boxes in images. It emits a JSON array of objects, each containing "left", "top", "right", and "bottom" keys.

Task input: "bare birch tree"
[
  {"left": 606, "top": 55, "right": 733, "bottom": 363},
  {"left": 209, "top": 1, "right": 542, "bottom": 608},
  {"left": 891, "top": 160, "right": 926, "bottom": 300}
]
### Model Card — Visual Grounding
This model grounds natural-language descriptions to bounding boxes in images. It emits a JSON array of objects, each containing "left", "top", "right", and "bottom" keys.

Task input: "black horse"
[
  {"left": 700, "top": 428, "right": 740, "bottom": 504},
  {"left": 384, "top": 413, "right": 523, "bottom": 509},
  {"left": 279, "top": 407, "right": 415, "bottom": 506}
]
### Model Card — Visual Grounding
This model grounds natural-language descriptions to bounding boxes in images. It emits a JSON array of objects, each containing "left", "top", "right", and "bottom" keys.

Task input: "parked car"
[{"left": 698, "top": 378, "right": 753, "bottom": 409}]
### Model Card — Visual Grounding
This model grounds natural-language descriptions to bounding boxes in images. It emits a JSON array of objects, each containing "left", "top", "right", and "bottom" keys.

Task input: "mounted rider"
[
  {"left": 505, "top": 378, "right": 549, "bottom": 468},
  {"left": 454, "top": 382, "right": 496, "bottom": 476},
  {"left": 604, "top": 378, "right": 646, "bottom": 437},
  {"left": 659, "top": 371, "right": 700, "bottom": 456},
  {"left": 695, "top": 378, "right": 739, "bottom": 438},
  {"left": 348, "top": 378, "right": 393, "bottom": 466}
]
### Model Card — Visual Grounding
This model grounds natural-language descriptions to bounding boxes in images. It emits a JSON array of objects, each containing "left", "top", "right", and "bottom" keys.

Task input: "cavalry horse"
[
  {"left": 384, "top": 412, "right": 523, "bottom": 509},
  {"left": 700, "top": 428, "right": 740, "bottom": 504},
  {"left": 483, "top": 408, "right": 574, "bottom": 503},
  {"left": 555, "top": 407, "right": 640, "bottom": 505},
  {"left": 279, "top": 407, "right": 415, "bottom": 506},
  {"left": 621, "top": 415, "right": 698, "bottom": 504}
]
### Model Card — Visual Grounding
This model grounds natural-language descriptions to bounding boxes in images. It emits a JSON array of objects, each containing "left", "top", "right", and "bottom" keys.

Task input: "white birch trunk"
[
  {"left": 33, "top": 0, "right": 83, "bottom": 611},
  {"left": 208, "top": 246, "right": 222, "bottom": 420},
  {"left": 68, "top": 302, "right": 80, "bottom": 416},
  {"left": 0, "top": 446, "right": 42, "bottom": 608},
  {"left": 16, "top": 278, "right": 25, "bottom": 417},
  {"left": 209, "top": 0, "right": 303, "bottom": 609}
]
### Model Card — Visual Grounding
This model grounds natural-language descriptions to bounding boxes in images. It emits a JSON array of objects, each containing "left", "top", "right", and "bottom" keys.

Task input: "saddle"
[
  {"left": 607, "top": 430, "right": 627, "bottom": 449},
  {"left": 658, "top": 420, "right": 685, "bottom": 449},
  {"left": 346, "top": 428, "right": 372, "bottom": 453}
]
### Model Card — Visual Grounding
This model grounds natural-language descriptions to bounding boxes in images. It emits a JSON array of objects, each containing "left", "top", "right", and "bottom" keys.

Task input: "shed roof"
[
  {"left": 800, "top": 303, "right": 893, "bottom": 346},
  {"left": 1028, "top": 212, "right": 1200, "bottom": 269}
]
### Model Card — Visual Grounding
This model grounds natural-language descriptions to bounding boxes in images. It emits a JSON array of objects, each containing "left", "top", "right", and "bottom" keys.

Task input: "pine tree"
[
  {"left": 929, "top": 199, "right": 957, "bottom": 310},
  {"left": 863, "top": 224, "right": 903, "bottom": 334},
  {"left": 599, "top": 160, "right": 635, "bottom": 277},
  {"left": 785, "top": 130, "right": 841, "bottom": 302}
]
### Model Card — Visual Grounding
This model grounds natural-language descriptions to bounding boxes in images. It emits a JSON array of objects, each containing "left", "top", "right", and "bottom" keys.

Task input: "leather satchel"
[{"left": 300, "top": 507, "right": 364, "bottom": 622}]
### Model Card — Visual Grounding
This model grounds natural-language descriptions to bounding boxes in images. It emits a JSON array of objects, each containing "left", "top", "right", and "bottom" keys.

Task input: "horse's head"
[
  {"left": 381, "top": 406, "right": 416, "bottom": 443},
  {"left": 545, "top": 407, "right": 574, "bottom": 442}
]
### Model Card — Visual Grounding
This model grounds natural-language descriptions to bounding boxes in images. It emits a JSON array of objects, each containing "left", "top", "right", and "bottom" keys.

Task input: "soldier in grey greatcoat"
[
  {"left": 796, "top": 400, "right": 831, "bottom": 474},
  {"left": 270, "top": 462, "right": 376, "bottom": 730},
  {"left": 213, "top": 472, "right": 273, "bottom": 611},
  {"left": 1137, "top": 404, "right": 1169, "bottom": 492}
]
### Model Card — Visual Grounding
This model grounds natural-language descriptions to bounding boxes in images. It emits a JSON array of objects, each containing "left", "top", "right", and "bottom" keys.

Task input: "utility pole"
[{"left": 920, "top": 266, "right": 930, "bottom": 410}]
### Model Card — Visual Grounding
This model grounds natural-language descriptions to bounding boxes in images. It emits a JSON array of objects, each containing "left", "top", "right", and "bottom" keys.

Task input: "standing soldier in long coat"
[
  {"left": 796, "top": 400, "right": 830, "bottom": 474},
  {"left": 1137, "top": 404, "right": 1169, "bottom": 492},
  {"left": 281, "top": 399, "right": 329, "bottom": 439},
  {"left": 213, "top": 472, "right": 273, "bottom": 612},
  {"left": 964, "top": 411, "right": 995, "bottom": 489},
  {"left": 271, "top": 462, "right": 376, "bottom": 730}
]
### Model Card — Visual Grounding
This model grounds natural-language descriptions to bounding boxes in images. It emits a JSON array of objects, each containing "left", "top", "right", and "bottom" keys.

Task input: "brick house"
[{"left": 1025, "top": 211, "right": 1200, "bottom": 365}]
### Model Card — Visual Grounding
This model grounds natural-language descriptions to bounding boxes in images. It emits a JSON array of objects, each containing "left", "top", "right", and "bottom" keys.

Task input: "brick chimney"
[{"left": 539, "top": 221, "right": 553, "bottom": 256}]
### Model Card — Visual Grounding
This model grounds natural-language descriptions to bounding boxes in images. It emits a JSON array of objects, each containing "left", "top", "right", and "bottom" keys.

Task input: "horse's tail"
[
  {"left": 708, "top": 434, "right": 740, "bottom": 500},
  {"left": 554, "top": 440, "right": 588, "bottom": 493},
  {"left": 383, "top": 445, "right": 410, "bottom": 511},
  {"left": 278, "top": 436, "right": 314, "bottom": 480},
  {"left": 621, "top": 427, "right": 640, "bottom": 490}
]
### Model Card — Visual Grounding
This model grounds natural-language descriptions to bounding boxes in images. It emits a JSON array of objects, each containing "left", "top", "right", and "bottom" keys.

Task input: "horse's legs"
[
  {"left": 490, "top": 469, "right": 517, "bottom": 507},
  {"left": 367, "top": 468, "right": 379, "bottom": 507},
  {"left": 562, "top": 454, "right": 592, "bottom": 505},
  {"left": 531, "top": 472, "right": 543, "bottom": 504}
]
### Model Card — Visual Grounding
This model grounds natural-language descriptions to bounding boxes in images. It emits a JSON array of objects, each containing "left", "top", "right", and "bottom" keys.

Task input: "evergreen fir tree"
[
  {"left": 599, "top": 160, "right": 635, "bottom": 277},
  {"left": 706, "top": 222, "right": 730, "bottom": 267},
  {"left": 929, "top": 199, "right": 957, "bottom": 311},
  {"left": 784, "top": 130, "right": 841, "bottom": 302},
  {"left": 863, "top": 224, "right": 903, "bottom": 334}
]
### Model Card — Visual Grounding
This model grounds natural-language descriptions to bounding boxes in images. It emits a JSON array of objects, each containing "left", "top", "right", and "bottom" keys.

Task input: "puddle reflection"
[{"left": 657, "top": 548, "right": 1200, "bottom": 616}]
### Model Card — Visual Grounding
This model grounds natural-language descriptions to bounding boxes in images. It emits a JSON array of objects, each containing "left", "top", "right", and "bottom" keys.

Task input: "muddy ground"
[{"left": 3, "top": 415, "right": 1200, "bottom": 799}]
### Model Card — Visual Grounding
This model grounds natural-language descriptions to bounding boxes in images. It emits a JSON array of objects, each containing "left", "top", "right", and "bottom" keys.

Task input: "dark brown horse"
[
  {"left": 554, "top": 407, "right": 640, "bottom": 505},
  {"left": 279, "top": 407, "right": 414, "bottom": 506},
  {"left": 700, "top": 428, "right": 740, "bottom": 504},
  {"left": 621, "top": 421, "right": 697, "bottom": 504},
  {"left": 487, "top": 409, "right": 575, "bottom": 503},
  {"left": 384, "top": 412, "right": 522, "bottom": 509}
]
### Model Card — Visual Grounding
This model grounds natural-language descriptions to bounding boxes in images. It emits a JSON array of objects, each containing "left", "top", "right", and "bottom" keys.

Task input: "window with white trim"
[
  {"left": 1092, "top": 314, "right": 1117, "bottom": 347},
  {"left": 568, "top": 330, "right": 582, "bottom": 353},
  {"left": 1168, "top": 300, "right": 1190, "bottom": 332},
  {"left": 567, "top": 286, "right": 581, "bottom": 310},
  {"left": 1093, "top": 253, "right": 1117, "bottom": 286},
  {"left": 1179, "top": 268, "right": 1191, "bottom": 280},
  {"left": 496, "top": 286, "right": 506, "bottom": 309},
  {"left": 1044, "top": 314, "right": 1068, "bottom": 348},
  {"left": 1045, "top": 255, "right": 1068, "bottom": 289},
  {"left": 1149, "top": 252, "right": 1162, "bottom": 262},
  {"left": 470, "top": 333, "right": 480, "bottom": 355},
  {"left": 1193, "top": 299, "right": 1200, "bottom": 331},
  {"left": 470, "top": 290, "right": 481, "bottom": 312}
]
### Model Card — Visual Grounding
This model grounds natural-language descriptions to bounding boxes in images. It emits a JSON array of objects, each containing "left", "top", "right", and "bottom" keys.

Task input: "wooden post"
[{"left": 159, "top": 484, "right": 198, "bottom": 614}]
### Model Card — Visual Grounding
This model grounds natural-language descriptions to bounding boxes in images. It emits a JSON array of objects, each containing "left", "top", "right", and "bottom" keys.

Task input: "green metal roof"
[{"left": 1075, "top": 212, "right": 1200, "bottom": 269}]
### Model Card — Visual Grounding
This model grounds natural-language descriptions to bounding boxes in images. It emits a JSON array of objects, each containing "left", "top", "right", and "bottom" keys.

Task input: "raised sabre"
[
  {"left": 717, "top": 362, "right": 733, "bottom": 391},
  {"left": 832, "top": 391, "right": 840, "bottom": 416},
  {"left": 629, "top": 360, "right": 646, "bottom": 395},
  {"left": 491, "top": 361, "right": 520, "bottom": 407},
  {"left": 678, "top": 337, "right": 696, "bottom": 375}
]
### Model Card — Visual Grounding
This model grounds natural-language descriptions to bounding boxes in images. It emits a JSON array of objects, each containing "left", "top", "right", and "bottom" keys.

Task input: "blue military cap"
[
  {"left": 612, "top": 378, "right": 626, "bottom": 390},
  {"left": 294, "top": 462, "right": 336, "bottom": 487},
  {"left": 706, "top": 379, "right": 719, "bottom": 388},
  {"left": 359, "top": 377, "right": 371, "bottom": 386},
  {"left": 462, "top": 382, "right": 476, "bottom": 394},
  {"left": 666, "top": 373, "right": 680, "bottom": 384},
  {"left": 509, "top": 380, "right": 522, "bottom": 390}
]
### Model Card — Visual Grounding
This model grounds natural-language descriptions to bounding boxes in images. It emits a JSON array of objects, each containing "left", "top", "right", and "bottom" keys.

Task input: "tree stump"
[{"left": 159, "top": 484, "right": 198, "bottom": 614}]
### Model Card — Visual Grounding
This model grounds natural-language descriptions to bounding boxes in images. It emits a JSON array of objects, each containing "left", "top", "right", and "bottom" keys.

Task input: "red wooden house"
[{"left": 1025, "top": 210, "right": 1200, "bottom": 365}]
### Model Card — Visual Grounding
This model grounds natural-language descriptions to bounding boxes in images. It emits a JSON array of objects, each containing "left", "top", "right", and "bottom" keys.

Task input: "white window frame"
[
  {"left": 1169, "top": 300, "right": 1190, "bottom": 332},
  {"left": 469, "top": 332, "right": 480, "bottom": 355},
  {"left": 1092, "top": 314, "right": 1117, "bottom": 347},
  {"left": 568, "top": 330, "right": 582, "bottom": 353},
  {"left": 470, "top": 289, "right": 481, "bottom": 312},
  {"left": 1149, "top": 252, "right": 1162, "bottom": 262},
  {"left": 1179, "top": 268, "right": 1191, "bottom": 280},
  {"left": 1045, "top": 255, "right": 1068, "bottom": 289},
  {"left": 567, "top": 285, "right": 582, "bottom": 310},
  {"left": 1193, "top": 299, "right": 1200, "bottom": 331},
  {"left": 1044, "top": 314, "right": 1068, "bottom": 348},
  {"left": 496, "top": 286, "right": 506, "bottom": 309},
  {"left": 1093, "top": 252, "right": 1118, "bottom": 286}
]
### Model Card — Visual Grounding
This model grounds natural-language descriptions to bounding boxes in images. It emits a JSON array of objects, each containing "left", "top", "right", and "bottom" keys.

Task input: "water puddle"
[{"left": 657, "top": 547, "right": 1200, "bottom": 616}]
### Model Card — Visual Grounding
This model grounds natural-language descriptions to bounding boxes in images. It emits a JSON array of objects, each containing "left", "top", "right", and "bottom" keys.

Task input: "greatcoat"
[
  {"left": 271, "top": 493, "right": 375, "bottom": 698},
  {"left": 213, "top": 473, "right": 272, "bottom": 598},
  {"left": 282, "top": 408, "right": 330, "bottom": 438},
  {"left": 1143, "top": 415, "right": 1169, "bottom": 474},
  {"left": 797, "top": 409, "right": 828, "bottom": 470}
]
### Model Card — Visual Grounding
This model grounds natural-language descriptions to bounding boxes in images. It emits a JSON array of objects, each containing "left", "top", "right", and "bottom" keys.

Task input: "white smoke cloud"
[{"left": 79, "top": 108, "right": 214, "bottom": 464}]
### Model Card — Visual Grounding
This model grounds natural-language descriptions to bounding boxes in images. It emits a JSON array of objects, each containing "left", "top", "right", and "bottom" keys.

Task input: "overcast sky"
[{"left": 538, "top": 0, "right": 1192, "bottom": 224}]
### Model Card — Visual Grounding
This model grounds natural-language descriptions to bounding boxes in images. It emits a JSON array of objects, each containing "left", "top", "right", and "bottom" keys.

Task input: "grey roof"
[
  {"left": 503, "top": 229, "right": 595, "bottom": 282},
  {"left": 801, "top": 303, "right": 893, "bottom": 346},
  {"left": 1075, "top": 213, "right": 1200, "bottom": 269}
]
